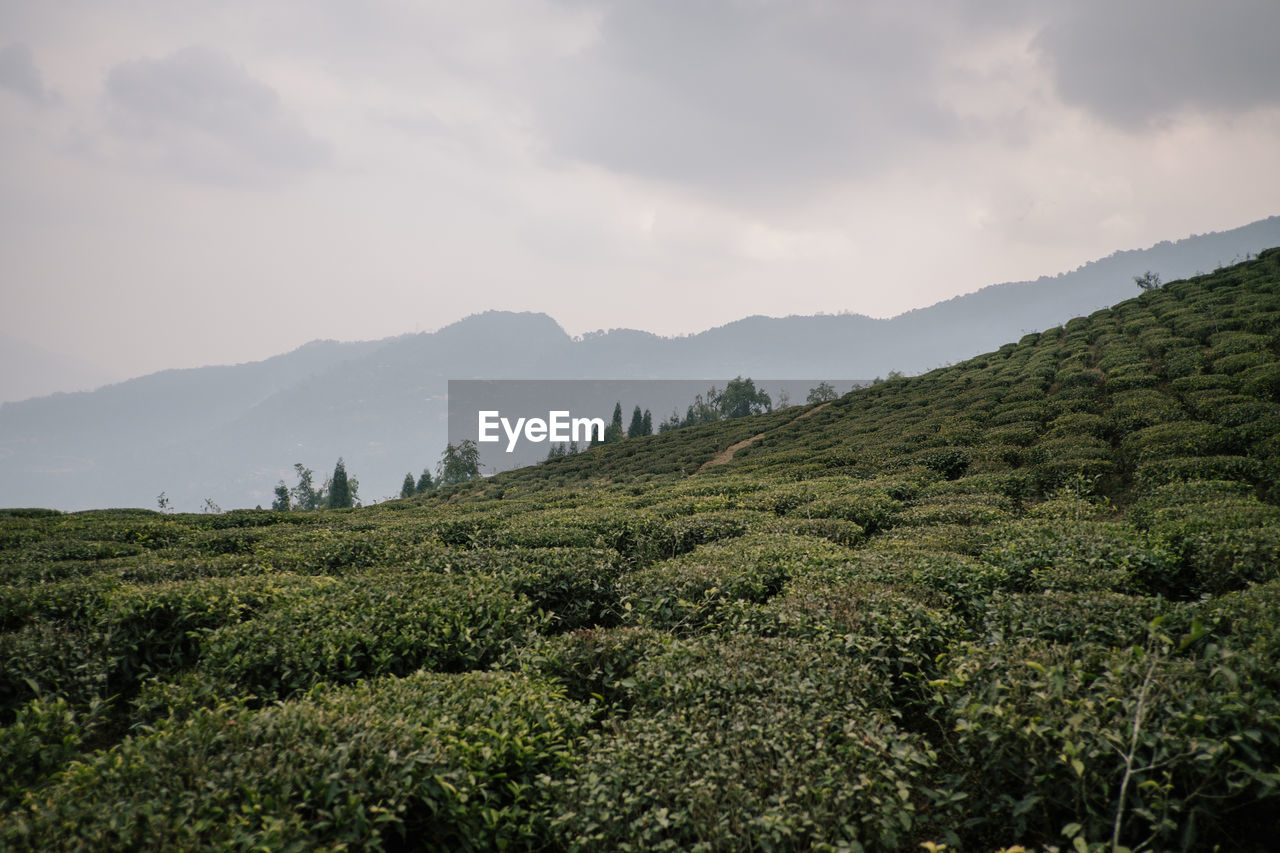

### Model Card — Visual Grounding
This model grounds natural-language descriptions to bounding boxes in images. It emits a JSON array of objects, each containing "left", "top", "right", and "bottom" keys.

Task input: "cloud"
[
  {"left": 0, "top": 42, "right": 52, "bottom": 104},
  {"left": 105, "top": 46, "right": 329, "bottom": 185},
  {"left": 1033, "top": 0, "right": 1280, "bottom": 127},
  {"left": 531, "top": 2, "right": 971, "bottom": 199}
]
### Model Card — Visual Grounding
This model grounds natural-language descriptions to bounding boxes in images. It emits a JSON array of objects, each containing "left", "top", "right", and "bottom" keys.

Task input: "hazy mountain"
[
  {"left": 0, "top": 333, "right": 121, "bottom": 404},
  {"left": 2, "top": 215, "right": 1277, "bottom": 511}
]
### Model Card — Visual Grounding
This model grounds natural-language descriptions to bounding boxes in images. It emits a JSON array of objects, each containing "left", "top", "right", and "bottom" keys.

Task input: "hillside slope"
[
  {"left": 1, "top": 252, "right": 1278, "bottom": 850},
  {"left": 3, "top": 216, "right": 1277, "bottom": 511}
]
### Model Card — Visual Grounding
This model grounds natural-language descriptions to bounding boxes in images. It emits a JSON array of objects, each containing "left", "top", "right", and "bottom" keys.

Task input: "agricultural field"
[{"left": 3, "top": 251, "right": 1280, "bottom": 851}]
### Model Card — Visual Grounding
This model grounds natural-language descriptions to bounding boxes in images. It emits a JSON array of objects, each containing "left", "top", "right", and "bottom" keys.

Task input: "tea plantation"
[{"left": 3, "top": 252, "right": 1280, "bottom": 851}]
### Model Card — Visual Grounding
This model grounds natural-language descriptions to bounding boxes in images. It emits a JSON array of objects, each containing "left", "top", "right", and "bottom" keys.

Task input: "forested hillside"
[{"left": 2, "top": 251, "right": 1279, "bottom": 850}]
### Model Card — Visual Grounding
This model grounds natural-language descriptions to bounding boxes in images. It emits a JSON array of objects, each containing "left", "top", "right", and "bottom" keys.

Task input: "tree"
[
  {"left": 156, "top": 491, "right": 171, "bottom": 513},
  {"left": 602, "top": 402, "right": 625, "bottom": 443},
  {"left": 1134, "top": 271, "right": 1162, "bottom": 291},
  {"left": 202, "top": 497, "right": 221, "bottom": 514},
  {"left": 719, "top": 377, "right": 771, "bottom": 419},
  {"left": 806, "top": 381, "right": 837, "bottom": 404},
  {"left": 628, "top": 405, "right": 648, "bottom": 438},
  {"left": 415, "top": 468, "right": 434, "bottom": 494},
  {"left": 327, "top": 458, "right": 354, "bottom": 509},
  {"left": 685, "top": 387, "right": 721, "bottom": 427},
  {"left": 272, "top": 482, "right": 291, "bottom": 511},
  {"left": 400, "top": 473, "right": 416, "bottom": 500},
  {"left": 438, "top": 439, "right": 481, "bottom": 485},
  {"left": 641, "top": 409, "right": 652, "bottom": 436},
  {"left": 290, "top": 463, "right": 323, "bottom": 511}
]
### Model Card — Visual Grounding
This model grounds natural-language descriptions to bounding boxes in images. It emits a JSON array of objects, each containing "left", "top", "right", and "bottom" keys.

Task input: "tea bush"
[
  {"left": 3, "top": 251, "right": 1280, "bottom": 849},
  {"left": 618, "top": 533, "right": 852, "bottom": 631},
  {"left": 4, "top": 671, "right": 590, "bottom": 851},
  {"left": 931, "top": 634, "right": 1280, "bottom": 850},
  {"left": 198, "top": 571, "right": 546, "bottom": 700},
  {"left": 550, "top": 635, "right": 955, "bottom": 851}
]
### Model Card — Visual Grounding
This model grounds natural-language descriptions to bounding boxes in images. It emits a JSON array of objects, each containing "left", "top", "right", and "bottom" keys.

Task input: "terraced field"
[{"left": 3, "top": 251, "right": 1279, "bottom": 850}]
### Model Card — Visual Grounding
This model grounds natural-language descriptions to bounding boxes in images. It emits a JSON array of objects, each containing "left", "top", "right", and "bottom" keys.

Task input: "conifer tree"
[
  {"left": 628, "top": 405, "right": 646, "bottom": 438},
  {"left": 327, "top": 458, "right": 353, "bottom": 509},
  {"left": 400, "top": 473, "right": 416, "bottom": 499},
  {"left": 604, "top": 401, "right": 625, "bottom": 443},
  {"left": 415, "top": 468, "right": 433, "bottom": 494}
]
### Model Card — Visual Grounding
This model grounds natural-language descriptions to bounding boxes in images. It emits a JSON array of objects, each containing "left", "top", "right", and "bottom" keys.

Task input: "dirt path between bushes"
[{"left": 695, "top": 401, "right": 834, "bottom": 474}]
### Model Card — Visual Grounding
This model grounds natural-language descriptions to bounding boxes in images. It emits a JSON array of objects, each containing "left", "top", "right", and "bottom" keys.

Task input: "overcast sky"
[{"left": 2, "top": 0, "right": 1279, "bottom": 384}]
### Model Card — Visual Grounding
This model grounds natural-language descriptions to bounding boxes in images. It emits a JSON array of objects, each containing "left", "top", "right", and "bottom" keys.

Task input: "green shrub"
[
  {"left": 0, "top": 576, "right": 293, "bottom": 720},
  {"left": 721, "top": 572, "right": 964, "bottom": 695},
  {"left": 977, "top": 590, "right": 1173, "bottom": 648},
  {"left": 1132, "top": 481, "right": 1280, "bottom": 595},
  {"left": 3, "top": 671, "right": 590, "bottom": 851},
  {"left": 1239, "top": 361, "right": 1280, "bottom": 401},
  {"left": 550, "top": 635, "right": 954, "bottom": 851},
  {"left": 498, "top": 548, "right": 623, "bottom": 631},
  {"left": 771, "top": 516, "right": 865, "bottom": 547},
  {"left": 788, "top": 489, "right": 901, "bottom": 533},
  {"left": 982, "top": 518, "right": 1174, "bottom": 594},
  {"left": 618, "top": 533, "right": 851, "bottom": 631},
  {"left": 1104, "top": 389, "right": 1185, "bottom": 436},
  {"left": 1120, "top": 420, "right": 1233, "bottom": 461},
  {"left": 931, "top": 634, "right": 1280, "bottom": 850},
  {"left": 199, "top": 572, "right": 546, "bottom": 699},
  {"left": 503, "top": 626, "right": 665, "bottom": 707},
  {"left": 0, "top": 695, "right": 109, "bottom": 810}
]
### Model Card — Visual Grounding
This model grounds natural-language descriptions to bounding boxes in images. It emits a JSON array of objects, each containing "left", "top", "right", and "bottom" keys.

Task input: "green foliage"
[
  {"left": 438, "top": 439, "right": 482, "bottom": 485},
  {"left": 983, "top": 517, "right": 1175, "bottom": 594},
  {"left": 549, "top": 635, "right": 953, "bottom": 851},
  {"left": 931, "top": 630, "right": 1280, "bottom": 850},
  {"left": 806, "top": 381, "right": 838, "bottom": 403},
  {"left": 618, "top": 533, "right": 852, "bottom": 631},
  {"left": 628, "top": 405, "right": 651, "bottom": 438},
  {"left": 326, "top": 457, "right": 355, "bottom": 509},
  {"left": 1134, "top": 270, "right": 1162, "bottom": 291},
  {"left": 718, "top": 376, "right": 772, "bottom": 419},
  {"left": 504, "top": 625, "right": 665, "bottom": 706},
  {"left": 290, "top": 462, "right": 323, "bottom": 511},
  {"left": 1, "top": 694, "right": 108, "bottom": 810},
  {"left": 4, "top": 672, "right": 589, "bottom": 851},
  {"left": 198, "top": 571, "right": 544, "bottom": 700},
  {"left": 603, "top": 401, "right": 625, "bottom": 444},
  {"left": 3, "top": 252, "right": 1280, "bottom": 849}
]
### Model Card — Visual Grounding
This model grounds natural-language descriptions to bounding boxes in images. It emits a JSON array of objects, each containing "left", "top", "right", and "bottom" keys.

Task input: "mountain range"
[{"left": 2, "top": 214, "right": 1278, "bottom": 511}]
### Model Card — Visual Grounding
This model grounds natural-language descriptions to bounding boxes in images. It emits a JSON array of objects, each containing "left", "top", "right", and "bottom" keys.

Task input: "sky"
[{"left": 2, "top": 0, "right": 1279, "bottom": 386}]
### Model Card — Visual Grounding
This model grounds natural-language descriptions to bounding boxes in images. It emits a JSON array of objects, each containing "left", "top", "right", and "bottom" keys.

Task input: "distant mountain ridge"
[
  {"left": 0, "top": 333, "right": 121, "bottom": 404},
  {"left": 2, "top": 215, "right": 1277, "bottom": 511}
]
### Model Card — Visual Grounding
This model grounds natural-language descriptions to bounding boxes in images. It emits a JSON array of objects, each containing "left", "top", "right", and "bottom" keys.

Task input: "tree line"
[
  {"left": 272, "top": 459, "right": 360, "bottom": 511},
  {"left": 257, "top": 379, "right": 846, "bottom": 509}
]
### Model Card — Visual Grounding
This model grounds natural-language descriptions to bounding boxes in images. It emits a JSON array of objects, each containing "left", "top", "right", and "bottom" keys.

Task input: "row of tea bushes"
[{"left": 4, "top": 671, "right": 590, "bottom": 851}]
